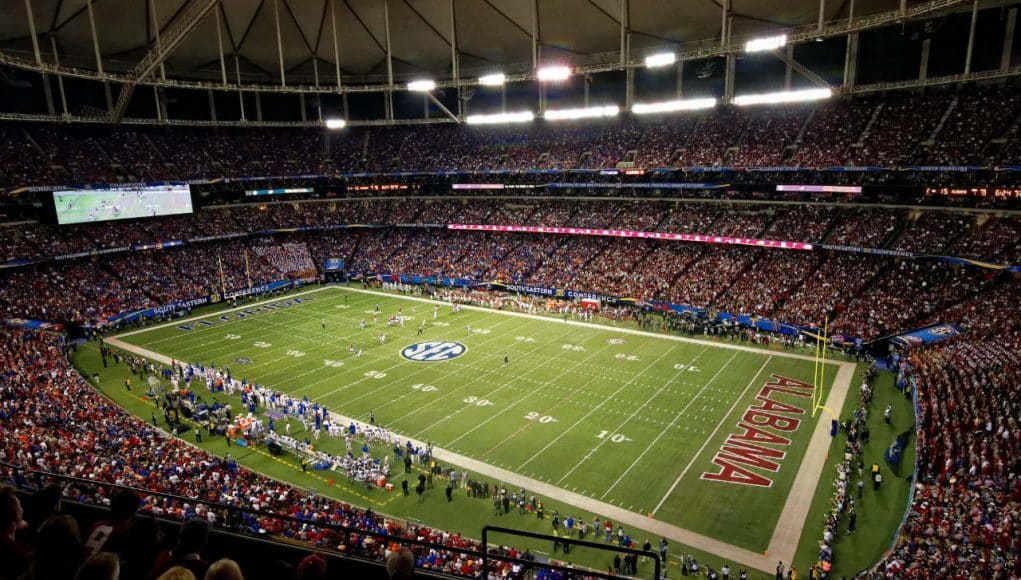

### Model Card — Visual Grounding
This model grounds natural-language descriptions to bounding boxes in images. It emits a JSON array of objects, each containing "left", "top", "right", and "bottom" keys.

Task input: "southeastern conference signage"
[{"left": 400, "top": 341, "right": 467, "bottom": 362}]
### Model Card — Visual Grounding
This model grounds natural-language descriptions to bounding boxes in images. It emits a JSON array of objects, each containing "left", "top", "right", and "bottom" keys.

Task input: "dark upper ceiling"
[{"left": 0, "top": 0, "right": 962, "bottom": 84}]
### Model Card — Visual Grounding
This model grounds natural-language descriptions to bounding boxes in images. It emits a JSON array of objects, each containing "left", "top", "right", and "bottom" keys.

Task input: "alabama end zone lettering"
[{"left": 700, "top": 375, "right": 815, "bottom": 488}]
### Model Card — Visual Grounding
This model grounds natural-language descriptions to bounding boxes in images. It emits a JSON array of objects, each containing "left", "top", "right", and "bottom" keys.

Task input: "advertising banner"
[{"left": 890, "top": 323, "right": 965, "bottom": 348}]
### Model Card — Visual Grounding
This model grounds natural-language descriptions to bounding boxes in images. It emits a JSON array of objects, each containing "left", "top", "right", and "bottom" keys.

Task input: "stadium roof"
[{"left": 0, "top": 0, "right": 982, "bottom": 85}]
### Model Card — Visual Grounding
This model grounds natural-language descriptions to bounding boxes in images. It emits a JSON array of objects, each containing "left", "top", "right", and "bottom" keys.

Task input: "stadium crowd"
[
  {"left": 877, "top": 333, "right": 1020, "bottom": 578},
  {"left": 0, "top": 329, "right": 586, "bottom": 579},
  {"left": 0, "top": 90, "right": 1020, "bottom": 577},
  {"left": 3, "top": 86, "right": 1021, "bottom": 188},
  {"left": 1, "top": 254, "right": 1018, "bottom": 579},
  {"left": 0, "top": 197, "right": 1019, "bottom": 343}
]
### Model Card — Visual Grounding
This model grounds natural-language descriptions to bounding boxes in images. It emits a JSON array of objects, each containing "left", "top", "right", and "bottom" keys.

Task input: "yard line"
[
  {"left": 155, "top": 298, "right": 395, "bottom": 385},
  {"left": 333, "top": 317, "right": 570, "bottom": 416},
  {"left": 652, "top": 355, "right": 773, "bottom": 516},
  {"left": 113, "top": 293, "right": 382, "bottom": 380},
  {"left": 516, "top": 343, "right": 677, "bottom": 472},
  {"left": 400, "top": 325, "right": 586, "bottom": 435},
  {"left": 310, "top": 312, "right": 528, "bottom": 403},
  {"left": 556, "top": 347, "right": 723, "bottom": 487},
  {"left": 173, "top": 292, "right": 519, "bottom": 396},
  {"left": 331, "top": 286, "right": 839, "bottom": 365},
  {"left": 121, "top": 285, "right": 337, "bottom": 344},
  {"left": 119, "top": 291, "right": 531, "bottom": 418},
  {"left": 475, "top": 335, "right": 662, "bottom": 460},
  {"left": 600, "top": 350, "right": 738, "bottom": 499},
  {"left": 135, "top": 291, "right": 377, "bottom": 364},
  {"left": 162, "top": 292, "right": 381, "bottom": 362},
  {"left": 442, "top": 332, "right": 647, "bottom": 448}
]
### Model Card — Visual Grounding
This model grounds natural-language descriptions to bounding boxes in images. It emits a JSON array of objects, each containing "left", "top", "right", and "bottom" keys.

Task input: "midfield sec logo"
[{"left": 400, "top": 341, "right": 467, "bottom": 362}]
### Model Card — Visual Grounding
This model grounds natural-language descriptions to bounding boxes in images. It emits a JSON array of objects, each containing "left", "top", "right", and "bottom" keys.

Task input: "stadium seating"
[
  {"left": 4, "top": 86, "right": 1021, "bottom": 189},
  {"left": 1, "top": 198, "right": 1019, "bottom": 343},
  {"left": 877, "top": 332, "right": 1020, "bottom": 577},
  {"left": 2, "top": 86, "right": 1021, "bottom": 578},
  {"left": 0, "top": 328, "right": 566, "bottom": 579}
]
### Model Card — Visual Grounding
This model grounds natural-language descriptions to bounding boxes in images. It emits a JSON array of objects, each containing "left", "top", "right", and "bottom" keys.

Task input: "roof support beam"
[
  {"left": 273, "top": 0, "right": 286, "bottom": 86},
  {"left": 109, "top": 0, "right": 221, "bottom": 122},
  {"left": 919, "top": 37, "right": 931, "bottom": 80},
  {"left": 24, "top": 0, "right": 55, "bottom": 116},
  {"left": 148, "top": 0, "right": 166, "bottom": 81},
  {"left": 426, "top": 91, "right": 459, "bottom": 123},
  {"left": 818, "top": 0, "right": 826, "bottom": 30},
  {"left": 619, "top": 0, "right": 627, "bottom": 66},
  {"left": 1002, "top": 7, "right": 1017, "bottom": 72},
  {"left": 721, "top": 0, "right": 730, "bottom": 47},
  {"left": 330, "top": 0, "right": 342, "bottom": 92},
  {"left": 784, "top": 43, "right": 794, "bottom": 89},
  {"left": 771, "top": 47, "right": 833, "bottom": 89},
  {"left": 23, "top": 0, "right": 43, "bottom": 65},
  {"left": 235, "top": 55, "right": 246, "bottom": 121},
  {"left": 383, "top": 0, "right": 394, "bottom": 122},
  {"left": 625, "top": 33, "right": 634, "bottom": 109},
  {"left": 963, "top": 0, "right": 978, "bottom": 75},
  {"left": 531, "top": 0, "right": 539, "bottom": 68},
  {"left": 675, "top": 59, "right": 684, "bottom": 97},
  {"left": 85, "top": 0, "right": 114, "bottom": 112},
  {"left": 153, "top": 86, "right": 162, "bottom": 121},
  {"left": 843, "top": 32, "right": 859, "bottom": 89},
  {"left": 50, "top": 37, "right": 69, "bottom": 116},
  {"left": 724, "top": 53, "right": 735, "bottom": 101},
  {"left": 214, "top": 4, "right": 227, "bottom": 85},
  {"left": 450, "top": 0, "right": 461, "bottom": 118},
  {"left": 208, "top": 88, "right": 217, "bottom": 121}
]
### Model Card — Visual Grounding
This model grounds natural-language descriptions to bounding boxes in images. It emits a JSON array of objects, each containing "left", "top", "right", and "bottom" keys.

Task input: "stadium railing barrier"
[
  {"left": 483, "top": 524, "right": 661, "bottom": 580},
  {"left": 0, "top": 461, "right": 620, "bottom": 579}
]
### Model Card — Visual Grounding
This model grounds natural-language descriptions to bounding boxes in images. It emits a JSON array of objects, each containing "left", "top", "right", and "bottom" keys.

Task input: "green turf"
[
  {"left": 113, "top": 285, "right": 841, "bottom": 555},
  {"left": 74, "top": 343, "right": 727, "bottom": 578}
]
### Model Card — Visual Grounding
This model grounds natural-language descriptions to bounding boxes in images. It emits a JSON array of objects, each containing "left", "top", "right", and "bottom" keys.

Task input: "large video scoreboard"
[{"left": 52, "top": 184, "right": 194, "bottom": 225}]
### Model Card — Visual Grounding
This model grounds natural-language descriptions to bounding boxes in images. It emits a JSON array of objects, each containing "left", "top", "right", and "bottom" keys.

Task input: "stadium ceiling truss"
[{"left": 1, "top": 0, "right": 1019, "bottom": 127}]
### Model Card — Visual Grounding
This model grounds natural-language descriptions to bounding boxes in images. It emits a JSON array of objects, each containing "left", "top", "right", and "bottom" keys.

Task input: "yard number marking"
[
  {"left": 597, "top": 430, "right": 632, "bottom": 443},
  {"left": 524, "top": 412, "right": 558, "bottom": 423}
]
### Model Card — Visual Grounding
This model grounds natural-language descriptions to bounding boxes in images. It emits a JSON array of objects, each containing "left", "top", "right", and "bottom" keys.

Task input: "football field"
[{"left": 112, "top": 284, "right": 850, "bottom": 564}]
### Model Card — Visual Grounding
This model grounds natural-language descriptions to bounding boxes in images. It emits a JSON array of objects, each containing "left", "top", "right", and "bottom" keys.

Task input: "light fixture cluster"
[{"left": 329, "top": 39, "right": 829, "bottom": 128}]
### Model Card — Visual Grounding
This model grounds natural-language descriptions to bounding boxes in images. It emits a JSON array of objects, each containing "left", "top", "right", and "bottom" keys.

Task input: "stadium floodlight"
[
  {"left": 745, "top": 34, "right": 788, "bottom": 53},
  {"left": 407, "top": 79, "right": 437, "bottom": 92},
  {"left": 632, "top": 97, "right": 717, "bottom": 115},
  {"left": 324, "top": 118, "right": 346, "bottom": 129},
  {"left": 644, "top": 52, "right": 677, "bottom": 68},
  {"left": 543, "top": 105, "right": 619, "bottom": 121},
  {"left": 536, "top": 65, "right": 572, "bottom": 82},
  {"left": 732, "top": 88, "right": 832, "bottom": 106},
  {"left": 465, "top": 111, "right": 535, "bottom": 125},
  {"left": 478, "top": 73, "right": 507, "bottom": 86}
]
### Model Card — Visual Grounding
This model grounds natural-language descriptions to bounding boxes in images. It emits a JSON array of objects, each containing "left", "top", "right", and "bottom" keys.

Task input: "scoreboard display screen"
[{"left": 53, "top": 184, "right": 194, "bottom": 225}]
